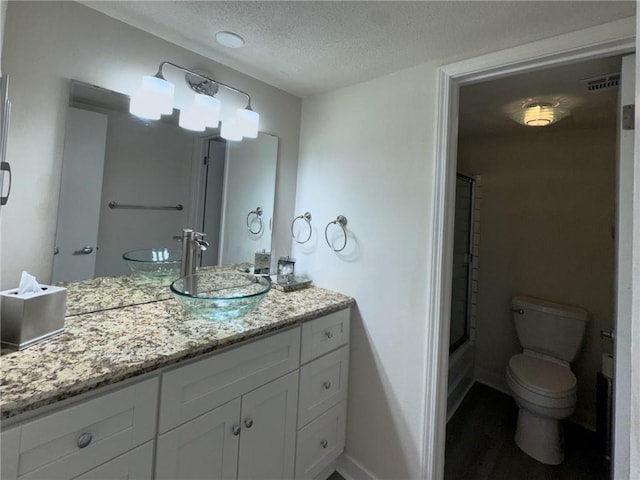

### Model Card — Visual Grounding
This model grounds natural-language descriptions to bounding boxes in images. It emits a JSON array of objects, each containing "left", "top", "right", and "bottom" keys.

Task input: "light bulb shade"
[
  {"left": 140, "top": 75, "right": 175, "bottom": 115},
  {"left": 221, "top": 120, "right": 243, "bottom": 141},
  {"left": 129, "top": 90, "right": 162, "bottom": 120},
  {"left": 194, "top": 94, "right": 221, "bottom": 128},
  {"left": 511, "top": 103, "right": 569, "bottom": 127},
  {"left": 179, "top": 107, "right": 206, "bottom": 132},
  {"left": 236, "top": 108, "right": 259, "bottom": 138}
]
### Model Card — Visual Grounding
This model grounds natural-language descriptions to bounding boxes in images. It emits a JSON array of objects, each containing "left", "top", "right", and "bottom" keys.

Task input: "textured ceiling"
[{"left": 81, "top": 1, "right": 635, "bottom": 98}]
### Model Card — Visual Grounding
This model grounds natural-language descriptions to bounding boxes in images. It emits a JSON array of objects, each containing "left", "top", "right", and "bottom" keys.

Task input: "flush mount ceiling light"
[
  {"left": 215, "top": 31, "right": 245, "bottom": 49},
  {"left": 129, "top": 61, "right": 259, "bottom": 140},
  {"left": 506, "top": 97, "right": 571, "bottom": 128}
]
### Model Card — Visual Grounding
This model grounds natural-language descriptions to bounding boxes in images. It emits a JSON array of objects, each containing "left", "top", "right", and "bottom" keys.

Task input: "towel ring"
[
  {"left": 246, "top": 207, "right": 263, "bottom": 235},
  {"left": 324, "top": 215, "right": 348, "bottom": 252},
  {"left": 291, "top": 212, "right": 313, "bottom": 244}
]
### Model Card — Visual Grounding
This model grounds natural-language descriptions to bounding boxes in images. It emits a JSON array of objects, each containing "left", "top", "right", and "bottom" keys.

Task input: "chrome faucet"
[{"left": 180, "top": 229, "right": 210, "bottom": 277}]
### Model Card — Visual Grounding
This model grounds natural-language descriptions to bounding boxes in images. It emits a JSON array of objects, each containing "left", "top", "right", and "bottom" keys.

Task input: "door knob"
[{"left": 73, "top": 245, "right": 94, "bottom": 255}]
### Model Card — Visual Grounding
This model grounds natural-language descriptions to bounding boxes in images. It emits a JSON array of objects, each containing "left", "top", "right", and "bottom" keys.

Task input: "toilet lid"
[{"left": 508, "top": 354, "right": 576, "bottom": 398}]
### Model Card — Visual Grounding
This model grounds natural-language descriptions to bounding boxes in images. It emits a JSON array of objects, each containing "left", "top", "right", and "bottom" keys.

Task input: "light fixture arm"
[{"left": 155, "top": 61, "right": 252, "bottom": 105}]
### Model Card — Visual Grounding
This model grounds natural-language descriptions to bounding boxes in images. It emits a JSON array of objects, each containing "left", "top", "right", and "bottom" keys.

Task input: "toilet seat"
[{"left": 507, "top": 354, "right": 576, "bottom": 408}]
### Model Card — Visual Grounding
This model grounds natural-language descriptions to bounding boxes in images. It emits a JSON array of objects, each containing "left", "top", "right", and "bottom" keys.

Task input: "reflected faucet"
[{"left": 180, "top": 229, "right": 210, "bottom": 277}]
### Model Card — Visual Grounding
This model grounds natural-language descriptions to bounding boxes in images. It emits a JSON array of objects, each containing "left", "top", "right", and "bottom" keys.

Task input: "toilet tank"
[{"left": 512, "top": 296, "right": 588, "bottom": 362}]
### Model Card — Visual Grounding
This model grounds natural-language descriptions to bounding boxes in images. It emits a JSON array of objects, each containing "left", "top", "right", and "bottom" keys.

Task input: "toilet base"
[{"left": 515, "top": 407, "right": 565, "bottom": 465}]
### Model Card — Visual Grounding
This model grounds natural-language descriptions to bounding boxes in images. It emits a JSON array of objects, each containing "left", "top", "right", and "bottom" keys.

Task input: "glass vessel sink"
[
  {"left": 122, "top": 248, "right": 182, "bottom": 281},
  {"left": 170, "top": 272, "right": 271, "bottom": 321}
]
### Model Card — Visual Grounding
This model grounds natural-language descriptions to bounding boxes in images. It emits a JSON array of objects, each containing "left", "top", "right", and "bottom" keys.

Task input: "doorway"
[{"left": 423, "top": 23, "right": 637, "bottom": 480}]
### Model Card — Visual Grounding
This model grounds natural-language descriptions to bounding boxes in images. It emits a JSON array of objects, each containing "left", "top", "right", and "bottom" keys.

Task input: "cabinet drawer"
[
  {"left": 73, "top": 441, "right": 154, "bottom": 480},
  {"left": 300, "top": 309, "right": 350, "bottom": 364},
  {"left": 295, "top": 401, "right": 347, "bottom": 480},
  {"left": 16, "top": 377, "right": 158, "bottom": 480},
  {"left": 298, "top": 346, "right": 349, "bottom": 427},
  {"left": 1, "top": 426, "right": 21, "bottom": 480},
  {"left": 159, "top": 327, "right": 300, "bottom": 433}
]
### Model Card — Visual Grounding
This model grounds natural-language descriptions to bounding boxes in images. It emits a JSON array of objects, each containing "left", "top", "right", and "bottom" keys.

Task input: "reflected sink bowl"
[
  {"left": 170, "top": 272, "right": 271, "bottom": 321},
  {"left": 122, "top": 248, "right": 181, "bottom": 281}
]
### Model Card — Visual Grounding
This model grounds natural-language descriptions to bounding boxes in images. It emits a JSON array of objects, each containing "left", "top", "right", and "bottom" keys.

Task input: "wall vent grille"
[{"left": 581, "top": 73, "right": 620, "bottom": 93}]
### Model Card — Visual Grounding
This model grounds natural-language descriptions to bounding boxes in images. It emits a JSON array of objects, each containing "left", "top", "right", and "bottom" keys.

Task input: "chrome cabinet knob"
[
  {"left": 77, "top": 432, "right": 92, "bottom": 449},
  {"left": 325, "top": 331, "right": 333, "bottom": 339},
  {"left": 320, "top": 439, "right": 328, "bottom": 449},
  {"left": 232, "top": 425, "right": 241, "bottom": 436},
  {"left": 244, "top": 418, "right": 253, "bottom": 428},
  {"left": 322, "top": 381, "right": 331, "bottom": 390}
]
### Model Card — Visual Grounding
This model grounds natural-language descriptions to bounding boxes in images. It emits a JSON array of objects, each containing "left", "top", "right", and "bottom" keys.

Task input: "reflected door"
[
  {"left": 52, "top": 108, "right": 108, "bottom": 282},
  {"left": 449, "top": 174, "right": 475, "bottom": 353}
]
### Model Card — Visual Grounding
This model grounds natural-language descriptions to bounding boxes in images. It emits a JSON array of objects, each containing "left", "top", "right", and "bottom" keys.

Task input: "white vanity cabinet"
[
  {"left": 0, "top": 377, "right": 159, "bottom": 480},
  {"left": 295, "top": 309, "right": 350, "bottom": 479},
  {"left": 155, "top": 327, "right": 301, "bottom": 480}
]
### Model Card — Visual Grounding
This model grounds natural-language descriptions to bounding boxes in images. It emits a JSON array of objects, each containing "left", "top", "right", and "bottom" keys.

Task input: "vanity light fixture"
[
  {"left": 510, "top": 102, "right": 570, "bottom": 127},
  {"left": 129, "top": 61, "right": 259, "bottom": 140}
]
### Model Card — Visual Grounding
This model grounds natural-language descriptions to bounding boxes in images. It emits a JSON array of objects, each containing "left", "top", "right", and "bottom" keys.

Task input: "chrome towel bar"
[{"left": 108, "top": 201, "right": 183, "bottom": 211}]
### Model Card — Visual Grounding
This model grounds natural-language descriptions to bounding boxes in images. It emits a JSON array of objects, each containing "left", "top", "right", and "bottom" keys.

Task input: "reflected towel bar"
[{"left": 108, "top": 201, "right": 183, "bottom": 211}]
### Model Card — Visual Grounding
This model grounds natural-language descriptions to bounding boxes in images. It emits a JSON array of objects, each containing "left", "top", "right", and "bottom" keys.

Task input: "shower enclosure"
[{"left": 450, "top": 174, "right": 475, "bottom": 354}]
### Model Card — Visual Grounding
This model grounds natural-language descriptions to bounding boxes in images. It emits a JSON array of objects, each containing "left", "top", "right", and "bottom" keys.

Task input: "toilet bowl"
[
  {"left": 506, "top": 296, "right": 588, "bottom": 465},
  {"left": 506, "top": 353, "right": 577, "bottom": 464}
]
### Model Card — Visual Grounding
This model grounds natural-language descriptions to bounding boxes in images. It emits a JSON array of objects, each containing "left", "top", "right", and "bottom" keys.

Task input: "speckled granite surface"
[
  {"left": 0, "top": 286, "right": 353, "bottom": 420},
  {"left": 59, "top": 263, "right": 251, "bottom": 316}
]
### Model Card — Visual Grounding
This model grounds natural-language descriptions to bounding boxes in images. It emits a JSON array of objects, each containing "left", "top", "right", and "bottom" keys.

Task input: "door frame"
[{"left": 423, "top": 17, "right": 637, "bottom": 479}]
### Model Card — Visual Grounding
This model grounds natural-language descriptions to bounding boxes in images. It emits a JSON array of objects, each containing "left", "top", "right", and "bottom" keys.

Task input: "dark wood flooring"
[{"left": 445, "top": 383, "right": 609, "bottom": 480}]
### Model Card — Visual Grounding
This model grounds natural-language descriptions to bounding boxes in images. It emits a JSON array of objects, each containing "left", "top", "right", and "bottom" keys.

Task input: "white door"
[
  {"left": 52, "top": 107, "right": 107, "bottom": 282},
  {"left": 155, "top": 398, "right": 241, "bottom": 480},
  {"left": 237, "top": 371, "right": 299, "bottom": 480},
  {"left": 613, "top": 53, "right": 638, "bottom": 480}
]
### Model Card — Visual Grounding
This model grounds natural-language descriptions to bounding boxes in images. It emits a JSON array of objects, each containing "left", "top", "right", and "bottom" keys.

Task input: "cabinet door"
[
  {"left": 237, "top": 371, "right": 299, "bottom": 480},
  {"left": 1, "top": 425, "right": 20, "bottom": 480},
  {"left": 72, "top": 441, "right": 153, "bottom": 480},
  {"left": 155, "top": 398, "right": 240, "bottom": 480}
]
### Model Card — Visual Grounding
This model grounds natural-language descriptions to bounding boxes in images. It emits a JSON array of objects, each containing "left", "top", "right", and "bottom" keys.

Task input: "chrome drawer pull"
[
  {"left": 320, "top": 439, "right": 328, "bottom": 449},
  {"left": 322, "top": 381, "right": 331, "bottom": 390},
  {"left": 325, "top": 331, "right": 333, "bottom": 339},
  {"left": 77, "top": 432, "right": 92, "bottom": 449},
  {"left": 232, "top": 425, "right": 241, "bottom": 436},
  {"left": 244, "top": 418, "right": 254, "bottom": 428}
]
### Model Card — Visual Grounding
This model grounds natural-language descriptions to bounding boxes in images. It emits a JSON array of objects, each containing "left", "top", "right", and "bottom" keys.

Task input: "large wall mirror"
[{"left": 53, "top": 81, "right": 278, "bottom": 285}]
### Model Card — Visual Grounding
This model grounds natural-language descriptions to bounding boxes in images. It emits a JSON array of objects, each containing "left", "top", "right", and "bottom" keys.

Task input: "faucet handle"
[{"left": 197, "top": 239, "right": 210, "bottom": 251}]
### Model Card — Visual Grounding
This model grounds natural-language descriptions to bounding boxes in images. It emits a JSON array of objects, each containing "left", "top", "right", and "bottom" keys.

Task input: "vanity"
[{"left": 0, "top": 271, "right": 354, "bottom": 480}]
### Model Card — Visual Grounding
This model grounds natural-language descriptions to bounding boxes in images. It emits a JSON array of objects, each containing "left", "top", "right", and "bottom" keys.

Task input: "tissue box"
[{"left": 1, "top": 285, "right": 67, "bottom": 350}]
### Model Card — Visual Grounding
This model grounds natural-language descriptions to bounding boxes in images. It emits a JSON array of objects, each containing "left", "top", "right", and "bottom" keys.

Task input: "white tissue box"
[{"left": 0, "top": 285, "right": 67, "bottom": 350}]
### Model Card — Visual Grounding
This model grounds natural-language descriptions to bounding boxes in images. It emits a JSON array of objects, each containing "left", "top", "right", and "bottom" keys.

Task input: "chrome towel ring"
[
  {"left": 324, "top": 215, "right": 348, "bottom": 252},
  {"left": 291, "top": 212, "right": 313, "bottom": 244},
  {"left": 246, "top": 207, "right": 263, "bottom": 235}
]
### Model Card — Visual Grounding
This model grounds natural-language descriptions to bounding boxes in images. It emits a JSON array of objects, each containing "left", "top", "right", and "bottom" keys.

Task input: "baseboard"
[
  {"left": 317, "top": 461, "right": 340, "bottom": 480},
  {"left": 337, "top": 452, "right": 377, "bottom": 480},
  {"left": 447, "top": 378, "right": 475, "bottom": 422},
  {"left": 474, "top": 367, "right": 510, "bottom": 395}
]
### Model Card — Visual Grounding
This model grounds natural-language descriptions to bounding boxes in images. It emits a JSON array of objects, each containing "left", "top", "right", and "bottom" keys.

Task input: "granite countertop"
[{"left": 0, "top": 284, "right": 353, "bottom": 421}]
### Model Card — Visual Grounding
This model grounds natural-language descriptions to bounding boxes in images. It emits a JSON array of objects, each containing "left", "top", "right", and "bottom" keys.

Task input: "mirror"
[{"left": 53, "top": 82, "right": 278, "bottom": 314}]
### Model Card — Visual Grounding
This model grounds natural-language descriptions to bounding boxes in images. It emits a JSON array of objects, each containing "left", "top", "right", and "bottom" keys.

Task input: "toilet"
[{"left": 506, "top": 295, "right": 588, "bottom": 465}]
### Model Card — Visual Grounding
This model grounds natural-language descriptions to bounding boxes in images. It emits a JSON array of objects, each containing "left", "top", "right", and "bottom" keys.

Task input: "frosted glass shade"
[
  {"left": 221, "top": 120, "right": 243, "bottom": 141},
  {"left": 236, "top": 108, "right": 259, "bottom": 138},
  {"left": 194, "top": 94, "right": 221, "bottom": 128},
  {"left": 510, "top": 104, "right": 569, "bottom": 127},
  {"left": 141, "top": 75, "right": 174, "bottom": 114},
  {"left": 129, "top": 90, "right": 162, "bottom": 120},
  {"left": 179, "top": 107, "right": 206, "bottom": 132}
]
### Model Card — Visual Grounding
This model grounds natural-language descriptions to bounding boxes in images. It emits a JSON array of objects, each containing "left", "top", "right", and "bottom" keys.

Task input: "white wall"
[
  {"left": 0, "top": 0, "right": 6, "bottom": 74},
  {"left": 95, "top": 110, "right": 194, "bottom": 277},
  {"left": 293, "top": 62, "right": 438, "bottom": 479},
  {"left": 0, "top": 1, "right": 301, "bottom": 288},
  {"left": 458, "top": 127, "right": 616, "bottom": 430}
]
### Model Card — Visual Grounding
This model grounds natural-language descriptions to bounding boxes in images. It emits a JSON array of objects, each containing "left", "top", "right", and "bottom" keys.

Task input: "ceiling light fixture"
[
  {"left": 129, "top": 61, "right": 259, "bottom": 140},
  {"left": 510, "top": 102, "right": 570, "bottom": 127},
  {"left": 215, "top": 31, "right": 245, "bottom": 49}
]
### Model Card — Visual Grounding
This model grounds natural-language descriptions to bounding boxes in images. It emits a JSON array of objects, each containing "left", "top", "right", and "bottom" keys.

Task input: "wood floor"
[{"left": 445, "top": 383, "right": 609, "bottom": 480}]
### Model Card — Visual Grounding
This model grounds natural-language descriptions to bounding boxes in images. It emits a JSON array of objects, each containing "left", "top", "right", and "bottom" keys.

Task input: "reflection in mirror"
[{"left": 52, "top": 81, "right": 278, "bottom": 286}]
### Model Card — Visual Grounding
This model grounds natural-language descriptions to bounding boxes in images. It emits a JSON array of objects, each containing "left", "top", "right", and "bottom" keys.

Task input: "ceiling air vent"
[{"left": 580, "top": 73, "right": 620, "bottom": 93}]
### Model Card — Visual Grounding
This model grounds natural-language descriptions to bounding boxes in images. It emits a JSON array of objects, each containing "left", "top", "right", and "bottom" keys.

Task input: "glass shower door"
[{"left": 450, "top": 174, "right": 475, "bottom": 353}]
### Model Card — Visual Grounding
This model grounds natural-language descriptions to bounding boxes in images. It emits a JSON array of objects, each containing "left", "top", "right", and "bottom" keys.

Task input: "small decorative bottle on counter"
[
  {"left": 254, "top": 250, "right": 271, "bottom": 275},
  {"left": 277, "top": 256, "right": 296, "bottom": 284}
]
